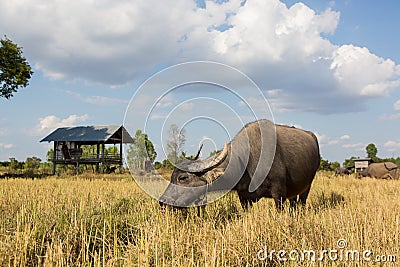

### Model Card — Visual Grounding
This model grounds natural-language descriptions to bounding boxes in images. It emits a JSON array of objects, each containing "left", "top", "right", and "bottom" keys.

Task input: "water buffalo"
[
  {"left": 360, "top": 162, "right": 399, "bottom": 179},
  {"left": 335, "top": 167, "right": 350, "bottom": 175},
  {"left": 159, "top": 119, "right": 320, "bottom": 210}
]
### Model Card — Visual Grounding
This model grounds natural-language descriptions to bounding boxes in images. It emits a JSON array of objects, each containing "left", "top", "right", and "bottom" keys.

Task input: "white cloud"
[
  {"left": 0, "top": 143, "right": 13, "bottom": 149},
  {"left": 378, "top": 100, "right": 400, "bottom": 120},
  {"left": 1, "top": 0, "right": 399, "bottom": 113},
  {"left": 316, "top": 132, "right": 352, "bottom": 147},
  {"left": 0, "top": 128, "right": 8, "bottom": 137},
  {"left": 265, "top": 89, "right": 283, "bottom": 97},
  {"left": 33, "top": 114, "right": 89, "bottom": 136},
  {"left": 340, "top": 134, "right": 350, "bottom": 140},
  {"left": 155, "top": 95, "right": 174, "bottom": 109},
  {"left": 315, "top": 133, "right": 329, "bottom": 143},
  {"left": 384, "top": 140, "right": 400, "bottom": 152},
  {"left": 179, "top": 102, "right": 194, "bottom": 111},
  {"left": 214, "top": 2, "right": 339, "bottom": 62},
  {"left": 156, "top": 101, "right": 173, "bottom": 109},
  {"left": 330, "top": 45, "right": 400, "bottom": 96},
  {"left": 394, "top": 100, "right": 400, "bottom": 111},
  {"left": 237, "top": 101, "right": 246, "bottom": 107},
  {"left": 328, "top": 140, "right": 339, "bottom": 145},
  {"left": 380, "top": 113, "right": 400, "bottom": 120},
  {"left": 316, "top": 133, "right": 339, "bottom": 147},
  {"left": 150, "top": 114, "right": 167, "bottom": 120},
  {"left": 263, "top": 90, "right": 289, "bottom": 113},
  {"left": 84, "top": 95, "right": 128, "bottom": 105},
  {"left": 65, "top": 90, "right": 128, "bottom": 105},
  {"left": 241, "top": 97, "right": 267, "bottom": 109},
  {"left": 0, "top": 0, "right": 214, "bottom": 84},
  {"left": 342, "top": 143, "right": 364, "bottom": 149}
]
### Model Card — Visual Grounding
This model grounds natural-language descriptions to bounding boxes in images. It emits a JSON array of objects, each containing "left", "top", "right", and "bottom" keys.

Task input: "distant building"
[
  {"left": 353, "top": 158, "right": 372, "bottom": 174},
  {"left": 40, "top": 125, "right": 133, "bottom": 175}
]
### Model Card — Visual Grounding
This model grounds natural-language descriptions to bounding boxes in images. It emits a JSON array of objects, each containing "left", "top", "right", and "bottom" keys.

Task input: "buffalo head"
[{"left": 159, "top": 142, "right": 228, "bottom": 208}]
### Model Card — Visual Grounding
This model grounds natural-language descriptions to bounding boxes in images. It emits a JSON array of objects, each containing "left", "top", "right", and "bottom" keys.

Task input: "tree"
[
  {"left": 0, "top": 36, "right": 33, "bottom": 99},
  {"left": 153, "top": 161, "right": 162, "bottom": 169},
  {"left": 343, "top": 156, "right": 356, "bottom": 169},
  {"left": 366, "top": 143, "right": 377, "bottom": 158},
  {"left": 24, "top": 156, "right": 41, "bottom": 174},
  {"left": 166, "top": 124, "right": 186, "bottom": 164},
  {"left": 9, "top": 157, "right": 21, "bottom": 173},
  {"left": 161, "top": 158, "right": 174, "bottom": 170},
  {"left": 330, "top": 161, "right": 340, "bottom": 170},
  {"left": 46, "top": 149, "right": 54, "bottom": 162},
  {"left": 319, "top": 157, "right": 331, "bottom": 171},
  {"left": 144, "top": 137, "right": 157, "bottom": 162},
  {"left": 127, "top": 130, "right": 157, "bottom": 170},
  {"left": 318, "top": 157, "right": 341, "bottom": 171},
  {"left": 209, "top": 150, "right": 219, "bottom": 157},
  {"left": 105, "top": 145, "right": 119, "bottom": 157},
  {"left": 366, "top": 143, "right": 380, "bottom": 162}
]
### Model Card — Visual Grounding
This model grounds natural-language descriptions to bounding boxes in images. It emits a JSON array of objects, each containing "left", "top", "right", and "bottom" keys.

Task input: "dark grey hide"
[
  {"left": 159, "top": 119, "right": 320, "bottom": 210},
  {"left": 360, "top": 162, "right": 399, "bottom": 179},
  {"left": 335, "top": 167, "right": 350, "bottom": 175}
]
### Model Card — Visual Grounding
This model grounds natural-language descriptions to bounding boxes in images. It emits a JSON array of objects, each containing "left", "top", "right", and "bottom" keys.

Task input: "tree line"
[
  {"left": 0, "top": 157, "right": 52, "bottom": 177},
  {"left": 319, "top": 143, "right": 400, "bottom": 171}
]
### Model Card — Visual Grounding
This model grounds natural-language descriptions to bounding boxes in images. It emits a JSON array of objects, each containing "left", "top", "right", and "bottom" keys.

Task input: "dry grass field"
[{"left": 0, "top": 172, "right": 398, "bottom": 266}]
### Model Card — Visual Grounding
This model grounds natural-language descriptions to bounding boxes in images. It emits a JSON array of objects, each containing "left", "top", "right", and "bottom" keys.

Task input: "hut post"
[
  {"left": 96, "top": 143, "right": 100, "bottom": 173},
  {"left": 74, "top": 162, "right": 79, "bottom": 175},
  {"left": 52, "top": 141, "right": 57, "bottom": 175},
  {"left": 96, "top": 143, "right": 100, "bottom": 158},
  {"left": 119, "top": 140, "right": 123, "bottom": 174},
  {"left": 100, "top": 143, "right": 105, "bottom": 174}
]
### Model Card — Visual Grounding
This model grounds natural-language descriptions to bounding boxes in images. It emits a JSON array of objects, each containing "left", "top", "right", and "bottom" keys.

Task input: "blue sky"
[{"left": 1, "top": 0, "right": 400, "bottom": 164}]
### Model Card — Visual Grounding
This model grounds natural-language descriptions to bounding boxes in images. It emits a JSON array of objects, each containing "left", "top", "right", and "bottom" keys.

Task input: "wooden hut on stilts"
[{"left": 40, "top": 125, "right": 133, "bottom": 175}]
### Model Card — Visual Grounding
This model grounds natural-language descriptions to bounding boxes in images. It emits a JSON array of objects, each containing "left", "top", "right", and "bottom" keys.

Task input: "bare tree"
[{"left": 166, "top": 124, "right": 186, "bottom": 164}]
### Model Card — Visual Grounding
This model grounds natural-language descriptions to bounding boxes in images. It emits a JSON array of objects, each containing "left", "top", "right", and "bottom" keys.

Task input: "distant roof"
[
  {"left": 353, "top": 158, "right": 372, "bottom": 161},
  {"left": 40, "top": 125, "right": 134, "bottom": 143}
]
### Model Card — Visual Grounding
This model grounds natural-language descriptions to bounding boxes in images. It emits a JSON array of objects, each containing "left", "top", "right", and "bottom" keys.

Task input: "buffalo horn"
[
  {"left": 192, "top": 144, "right": 203, "bottom": 160},
  {"left": 185, "top": 142, "right": 228, "bottom": 173}
]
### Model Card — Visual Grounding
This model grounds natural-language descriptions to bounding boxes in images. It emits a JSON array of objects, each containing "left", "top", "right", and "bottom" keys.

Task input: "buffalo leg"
[
  {"left": 271, "top": 184, "right": 287, "bottom": 211},
  {"left": 238, "top": 194, "right": 253, "bottom": 210},
  {"left": 289, "top": 188, "right": 311, "bottom": 209},
  {"left": 289, "top": 196, "right": 299, "bottom": 208},
  {"left": 289, "top": 192, "right": 309, "bottom": 209},
  {"left": 272, "top": 195, "right": 286, "bottom": 211},
  {"left": 382, "top": 173, "right": 393, "bottom": 179},
  {"left": 298, "top": 185, "right": 311, "bottom": 206}
]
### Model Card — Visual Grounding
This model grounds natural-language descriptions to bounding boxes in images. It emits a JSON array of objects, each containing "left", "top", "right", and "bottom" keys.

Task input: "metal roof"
[
  {"left": 40, "top": 125, "right": 134, "bottom": 143},
  {"left": 353, "top": 158, "right": 371, "bottom": 161}
]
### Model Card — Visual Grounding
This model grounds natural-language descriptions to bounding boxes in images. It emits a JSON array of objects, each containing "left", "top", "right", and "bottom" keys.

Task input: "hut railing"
[{"left": 54, "top": 151, "right": 120, "bottom": 161}]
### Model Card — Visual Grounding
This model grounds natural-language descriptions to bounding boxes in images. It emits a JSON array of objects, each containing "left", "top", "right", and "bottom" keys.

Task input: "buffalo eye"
[{"left": 178, "top": 175, "right": 189, "bottom": 183}]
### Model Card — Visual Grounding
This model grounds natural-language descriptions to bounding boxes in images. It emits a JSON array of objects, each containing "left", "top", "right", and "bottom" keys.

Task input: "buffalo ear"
[{"left": 192, "top": 144, "right": 203, "bottom": 160}]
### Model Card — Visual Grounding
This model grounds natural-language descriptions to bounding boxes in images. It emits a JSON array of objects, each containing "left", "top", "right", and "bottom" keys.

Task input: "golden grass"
[{"left": 0, "top": 172, "right": 398, "bottom": 266}]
